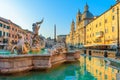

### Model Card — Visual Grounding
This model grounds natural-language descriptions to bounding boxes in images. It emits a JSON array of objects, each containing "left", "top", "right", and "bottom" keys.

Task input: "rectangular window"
[
  {"left": 105, "top": 28, "right": 108, "bottom": 33},
  {"left": 96, "top": 24, "right": 98, "bottom": 28},
  {"left": 7, "top": 33, "right": 9, "bottom": 37},
  {"left": 112, "top": 26, "right": 114, "bottom": 32},
  {"left": 105, "top": 29, "right": 107, "bottom": 33},
  {"left": 105, "top": 19, "right": 107, "bottom": 23},
  {"left": 3, "top": 32, "right": 5, "bottom": 36},
  {"left": 9, "top": 34, "right": 11, "bottom": 37},
  {"left": 12, "top": 28, "right": 14, "bottom": 31},
  {"left": 0, "top": 23, "right": 2, "bottom": 27},
  {"left": 99, "top": 22, "right": 101, "bottom": 26},
  {"left": 7, "top": 26, "right": 10, "bottom": 29},
  {"left": 112, "top": 16, "right": 115, "bottom": 20},
  {"left": 112, "top": 8, "right": 114, "bottom": 12},
  {"left": 0, "top": 31, "right": 2, "bottom": 37},
  {"left": 15, "top": 35, "right": 17, "bottom": 38},
  {"left": 12, "top": 35, "right": 14, "bottom": 38},
  {"left": 105, "top": 75, "right": 108, "bottom": 79},
  {"left": 3, "top": 25, "right": 6, "bottom": 28}
]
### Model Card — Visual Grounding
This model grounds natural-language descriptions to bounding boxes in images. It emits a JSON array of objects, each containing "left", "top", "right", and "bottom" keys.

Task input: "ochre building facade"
[{"left": 66, "top": 2, "right": 120, "bottom": 48}]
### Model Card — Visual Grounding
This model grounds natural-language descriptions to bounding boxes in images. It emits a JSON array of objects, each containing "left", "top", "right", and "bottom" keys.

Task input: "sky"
[{"left": 0, "top": 0, "right": 116, "bottom": 38}]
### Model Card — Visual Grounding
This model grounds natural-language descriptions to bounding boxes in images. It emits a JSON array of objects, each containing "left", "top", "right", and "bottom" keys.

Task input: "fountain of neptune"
[{"left": 10, "top": 19, "right": 44, "bottom": 54}]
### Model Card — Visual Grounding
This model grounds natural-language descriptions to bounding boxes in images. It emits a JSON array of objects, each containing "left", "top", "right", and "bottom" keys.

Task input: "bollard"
[
  {"left": 84, "top": 50, "right": 86, "bottom": 54},
  {"left": 89, "top": 50, "right": 91, "bottom": 55},
  {"left": 104, "top": 51, "right": 108, "bottom": 57}
]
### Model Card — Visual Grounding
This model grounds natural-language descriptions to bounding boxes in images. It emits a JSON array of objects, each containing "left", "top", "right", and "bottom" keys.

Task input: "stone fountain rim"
[{"left": 0, "top": 54, "right": 52, "bottom": 58}]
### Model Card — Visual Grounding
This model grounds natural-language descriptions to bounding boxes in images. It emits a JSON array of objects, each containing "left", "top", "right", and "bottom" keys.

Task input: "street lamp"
[{"left": 78, "top": 34, "right": 80, "bottom": 48}]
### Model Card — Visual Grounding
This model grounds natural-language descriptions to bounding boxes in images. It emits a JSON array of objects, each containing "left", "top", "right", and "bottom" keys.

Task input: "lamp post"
[
  {"left": 116, "top": 6, "right": 120, "bottom": 56},
  {"left": 78, "top": 34, "right": 80, "bottom": 48}
]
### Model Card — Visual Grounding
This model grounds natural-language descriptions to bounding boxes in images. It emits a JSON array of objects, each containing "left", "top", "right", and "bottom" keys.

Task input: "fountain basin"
[{"left": 0, "top": 50, "right": 80, "bottom": 74}]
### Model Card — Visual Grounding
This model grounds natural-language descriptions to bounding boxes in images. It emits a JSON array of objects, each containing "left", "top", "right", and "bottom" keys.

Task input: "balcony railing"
[{"left": 96, "top": 31, "right": 104, "bottom": 38}]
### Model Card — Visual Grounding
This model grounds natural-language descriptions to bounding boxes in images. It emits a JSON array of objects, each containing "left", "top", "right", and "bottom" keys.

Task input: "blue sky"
[{"left": 0, "top": 0, "right": 116, "bottom": 38}]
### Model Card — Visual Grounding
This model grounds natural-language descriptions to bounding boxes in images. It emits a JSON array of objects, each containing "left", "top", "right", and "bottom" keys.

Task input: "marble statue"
[
  {"left": 11, "top": 33, "right": 29, "bottom": 54},
  {"left": 31, "top": 19, "right": 44, "bottom": 52},
  {"left": 50, "top": 42, "right": 67, "bottom": 55},
  {"left": 32, "top": 19, "right": 43, "bottom": 38},
  {"left": 6, "top": 19, "right": 45, "bottom": 54}
]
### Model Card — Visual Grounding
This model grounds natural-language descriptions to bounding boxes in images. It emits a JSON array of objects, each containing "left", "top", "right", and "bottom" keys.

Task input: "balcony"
[
  {"left": 94, "top": 38, "right": 102, "bottom": 43},
  {"left": 96, "top": 31, "right": 104, "bottom": 38}
]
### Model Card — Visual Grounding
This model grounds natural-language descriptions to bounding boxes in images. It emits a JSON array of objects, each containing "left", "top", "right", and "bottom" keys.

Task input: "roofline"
[
  {"left": 0, "top": 17, "right": 10, "bottom": 24},
  {"left": 24, "top": 29, "right": 33, "bottom": 34},
  {"left": 11, "top": 22, "right": 22, "bottom": 29},
  {"left": 57, "top": 35, "right": 66, "bottom": 36},
  {"left": 85, "top": 2, "right": 120, "bottom": 27},
  {"left": 78, "top": 17, "right": 94, "bottom": 26}
]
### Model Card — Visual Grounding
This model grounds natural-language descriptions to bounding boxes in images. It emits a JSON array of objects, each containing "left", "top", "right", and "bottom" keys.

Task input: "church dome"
[{"left": 81, "top": 3, "right": 94, "bottom": 20}]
